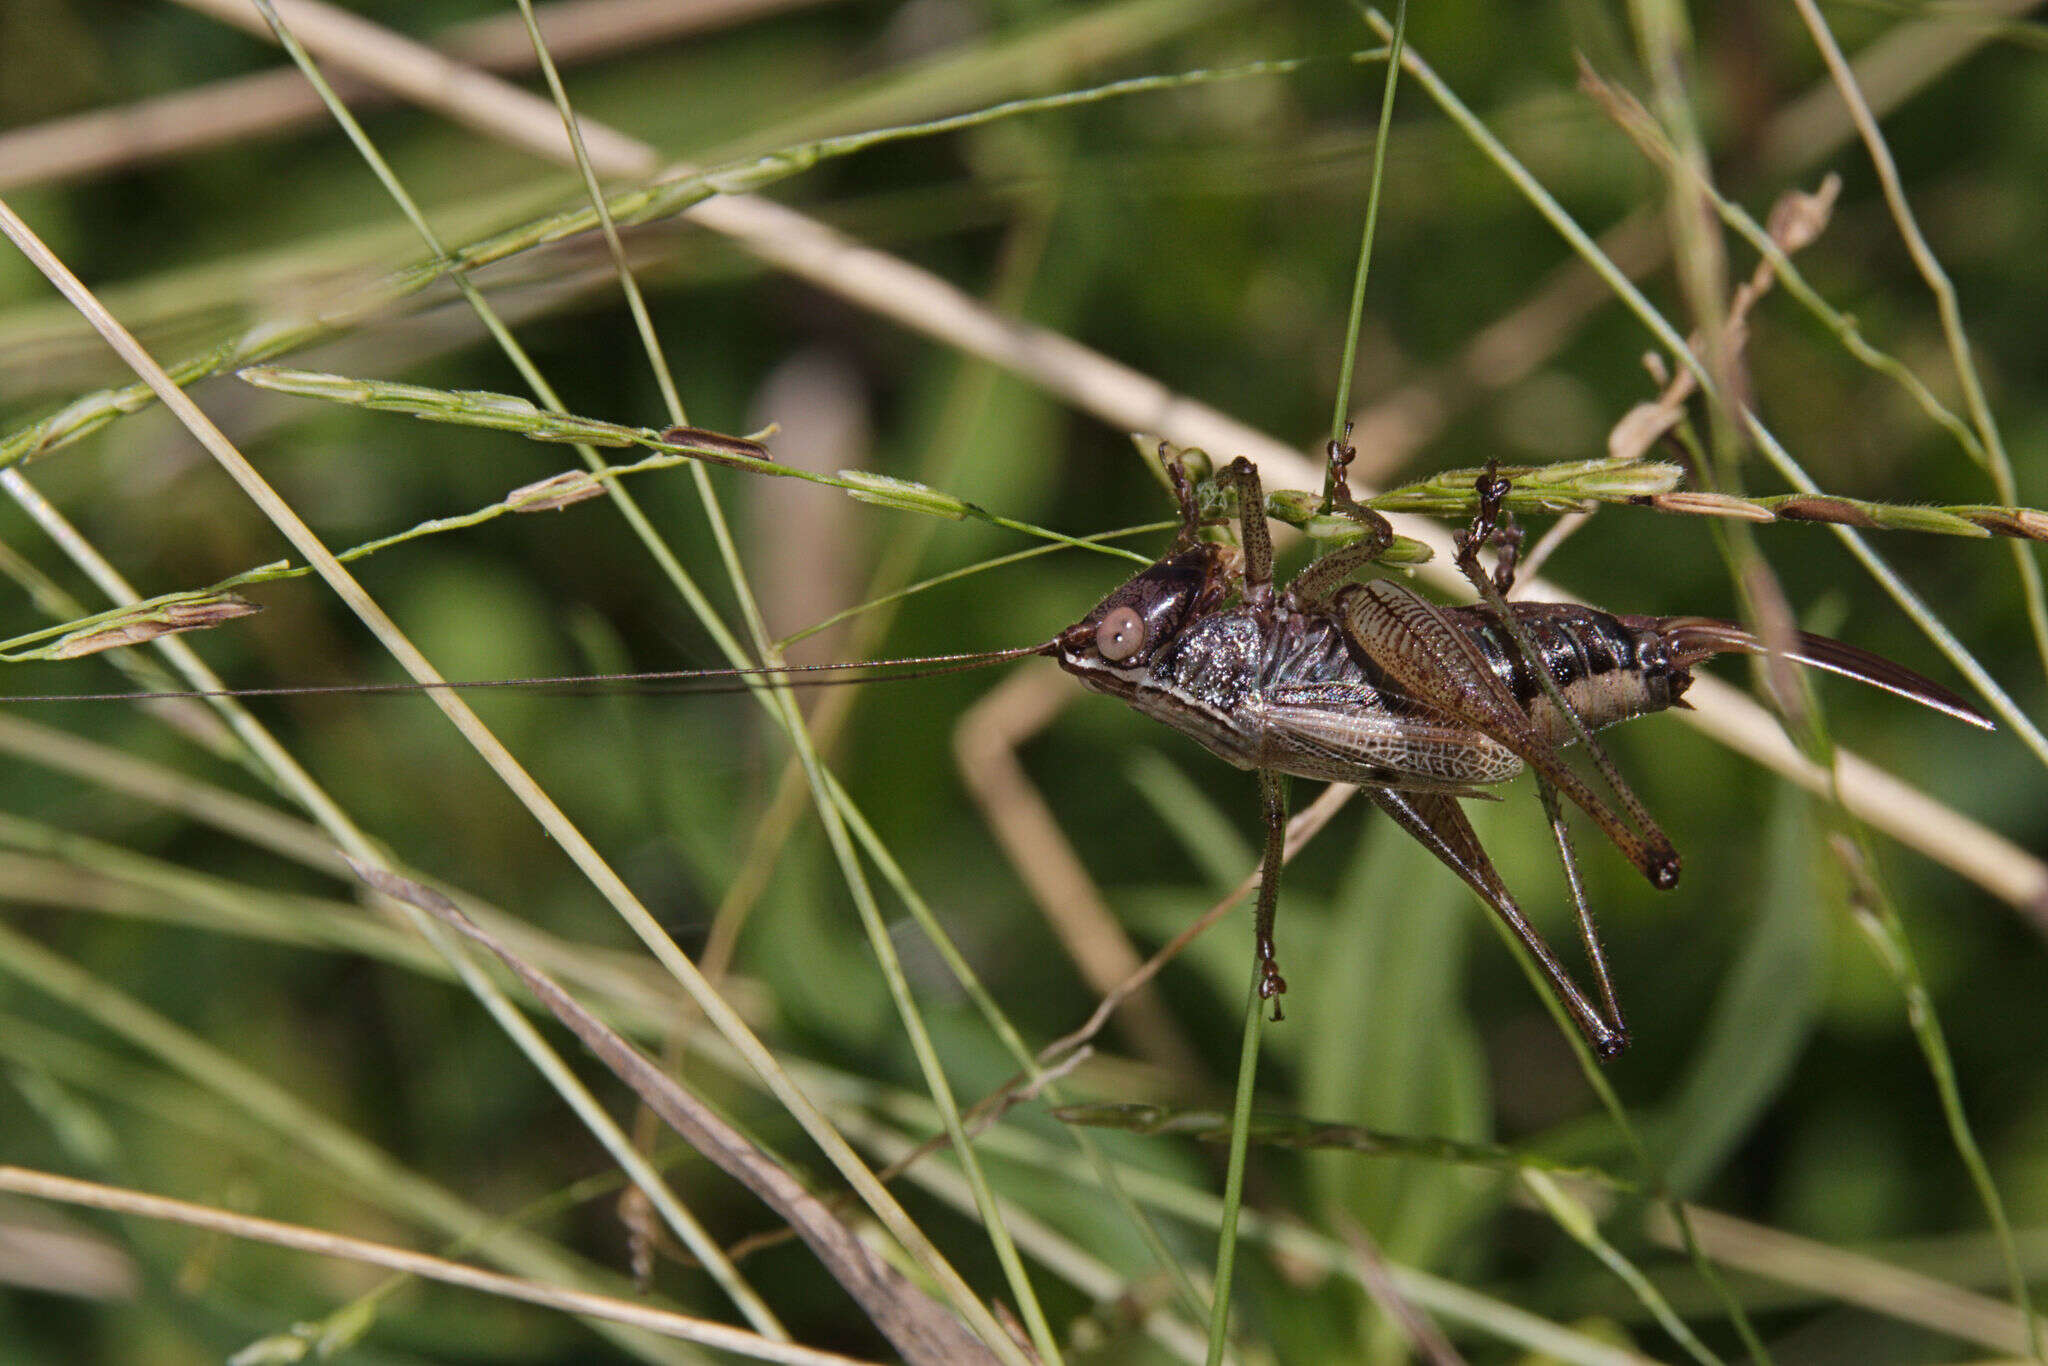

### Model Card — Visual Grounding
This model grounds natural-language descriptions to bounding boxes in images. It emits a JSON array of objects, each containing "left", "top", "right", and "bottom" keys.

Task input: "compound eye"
[{"left": 1095, "top": 606, "right": 1147, "bottom": 662}]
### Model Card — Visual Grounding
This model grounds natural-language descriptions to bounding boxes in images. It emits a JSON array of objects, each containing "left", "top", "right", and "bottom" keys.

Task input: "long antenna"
[{"left": 0, "top": 642, "right": 1054, "bottom": 704}]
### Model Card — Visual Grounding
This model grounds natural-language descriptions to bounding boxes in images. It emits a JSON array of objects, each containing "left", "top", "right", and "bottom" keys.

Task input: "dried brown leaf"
[
  {"left": 506, "top": 470, "right": 604, "bottom": 511},
  {"left": 1771, "top": 494, "right": 1882, "bottom": 528},
  {"left": 1650, "top": 491, "right": 1778, "bottom": 523},
  {"left": 1608, "top": 400, "right": 1684, "bottom": 463},
  {"left": 1766, "top": 175, "right": 1841, "bottom": 254},
  {"left": 50, "top": 596, "right": 262, "bottom": 659}
]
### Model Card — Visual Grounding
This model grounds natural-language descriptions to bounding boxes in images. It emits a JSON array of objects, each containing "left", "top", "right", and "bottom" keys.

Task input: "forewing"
[
  {"left": 1345, "top": 580, "right": 1550, "bottom": 750},
  {"left": 1261, "top": 684, "right": 1521, "bottom": 789}
]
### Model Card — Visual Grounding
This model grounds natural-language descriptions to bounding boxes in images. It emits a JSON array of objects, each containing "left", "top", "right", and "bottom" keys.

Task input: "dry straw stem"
[
  {"left": 0, "top": 0, "right": 822, "bottom": 193},
  {"left": 1033, "top": 784, "right": 1360, "bottom": 1071},
  {"left": 0, "top": 351, "right": 788, "bottom": 1340},
  {"left": 832, "top": 1114, "right": 1219, "bottom": 1365},
  {"left": 957, "top": 666, "right": 1207, "bottom": 1077},
  {"left": 0, "top": 1168, "right": 878, "bottom": 1366},
  {"left": 348, "top": 860, "right": 1001, "bottom": 1366},
  {"left": 175, "top": 0, "right": 2044, "bottom": 925},
  {"left": 1645, "top": 1202, "right": 2045, "bottom": 1357},
  {"left": 1334, "top": 1214, "right": 1470, "bottom": 1366}
]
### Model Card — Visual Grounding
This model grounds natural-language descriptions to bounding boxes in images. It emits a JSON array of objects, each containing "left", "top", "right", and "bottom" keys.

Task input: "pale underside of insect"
[{"left": 1047, "top": 443, "right": 1991, "bottom": 1060}]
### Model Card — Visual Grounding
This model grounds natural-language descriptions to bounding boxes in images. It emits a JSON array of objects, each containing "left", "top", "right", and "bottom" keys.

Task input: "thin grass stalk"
[
  {"left": 1618, "top": 41, "right": 1853, "bottom": 1361},
  {"left": 0, "top": 922, "right": 700, "bottom": 1365},
  {"left": 0, "top": 1168, "right": 869, "bottom": 1366},
  {"left": 1787, "top": 0, "right": 2048, "bottom": 687},
  {"left": 701, "top": 201, "right": 1072, "bottom": 980},
  {"left": 1472, "top": 873, "right": 1776, "bottom": 1360},
  {"left": 703, "top": 507, "right": 1057, "bottom": 1366},
  {"left": 532, "top": 3, "right": 1056, "bottom": 1336},
  {"left": 234, "top": 5, "right": 810, "bottom": 1336},
  {"left": 0, "top": 192, "right": 1019, "bottom": 1361},
  {"left": 0, "top": 347, "right": 769, "bottom": 1358},
  {"left": 1626, "top": 0, "right": 1739, "bottom": 482},
  {"left": 636, "top": 226, "right": 1048, "bottom": 1357},
  {"left": 242, "top": 6, "right": 1036, "bottom": 1353},
  {"left": 796, "top": 754, "right": 1066, "bottom": 1361},
  {"left": 1689, "top": 384, "right": 2010, "bottom": 1366},
  {"left": 514, "top": 16, "right": 1063, "bottom": 1347},
  {"left": 512, "top": 0, "right": 688, "bottom": 428},
  {"left": 1834, "top": 831, "right": 2047, "bottom": 1364},
  {"left": 1370, "top": 10, "right": 2048, "bottom": 769},
  {"left": 829, "top": 776, "right": 1212, "bottom": 1326},
  {"left": 1522, "top": 1172, "right": 1725, "bottom": 1366},
  {"left": 1323, "top": 0, "right": 1405, "bottom": 493},
  {"left": 1206, "top": 970, "right": 1269, "bottom": 1366}
]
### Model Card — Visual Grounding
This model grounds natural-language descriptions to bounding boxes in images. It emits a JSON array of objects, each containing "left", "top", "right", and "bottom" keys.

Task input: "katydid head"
[{"left": 1049, "top": 544, "right": 1234, "bottom": 684}]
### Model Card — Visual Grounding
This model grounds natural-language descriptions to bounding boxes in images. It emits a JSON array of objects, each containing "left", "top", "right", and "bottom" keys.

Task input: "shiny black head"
[{"left": 1050, "top": 544, "right": 1234, "bottom": 688}]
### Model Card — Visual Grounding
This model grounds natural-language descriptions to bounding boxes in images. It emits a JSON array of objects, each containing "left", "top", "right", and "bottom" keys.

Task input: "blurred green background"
[{"left": 0, "top": 1, "right": 2044, "bottom": 1362}]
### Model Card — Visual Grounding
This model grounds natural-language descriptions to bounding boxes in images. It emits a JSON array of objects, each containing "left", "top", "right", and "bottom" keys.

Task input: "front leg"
[
  {"left": 1162, "top": 443, "right": 1204, "bottom": 549},
  {"left": 1217, "top": 457, "right": 1276, "bottom": 608},
  {"left": 1456, "top": 461, "right": 1522, "bottom": 599},
  {"left": 1287, "top": 431, "right": 1396, "bottom": 609},
  {"left": 1253, "top": 768, "right": 1290, "bottom": 1017}
]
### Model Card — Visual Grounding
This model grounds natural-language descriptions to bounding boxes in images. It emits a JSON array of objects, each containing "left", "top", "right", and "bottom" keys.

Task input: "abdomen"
[{"left": 1458, "top": 604, "right": 1684, "bottom": 745}]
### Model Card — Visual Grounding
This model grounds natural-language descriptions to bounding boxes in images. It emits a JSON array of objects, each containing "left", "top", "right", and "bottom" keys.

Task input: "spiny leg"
[
  {"left": 1212, "top": 454, "right": 1293, "bottom": 1011},
  {"left": 1324, "top": 424, "right": 1361, "bottom": 511},
  {"left": 1454, "top": 464, "right": 1679, "bottom": 888},
  {"left": 1162, "top": 443, "right": 1204, "bottom": 549},
  {"left": 1460, "top": 463, "right": 1523, "bottom": 596},
  {"left": 1217, "top": 457, "right": 1276, "bottom": 607},
  {"left": 1285, "top": 529, "right": 1393, "bottom": 609},
  {"left": 1538, "top": 777, "right": 1627, "bottom": 1049},
  {"left": 1281, "top": 432, "right": 1397, "bottom": 608},
  {"left": 1366, "top": 787, "right": 1625, "bottom": 1058},
  {"left": 1253, "top": 768, "right": 1290, "bottom": 1017}
]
